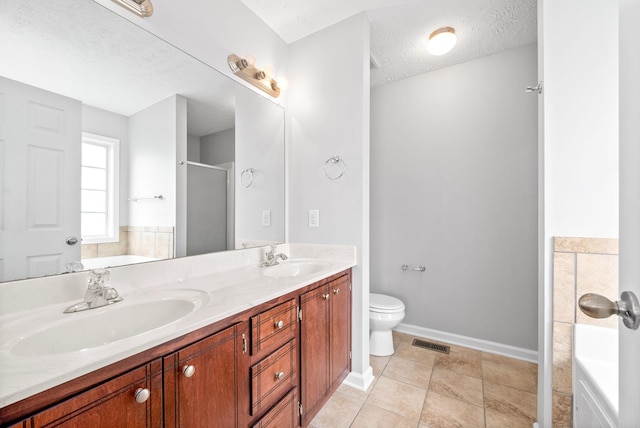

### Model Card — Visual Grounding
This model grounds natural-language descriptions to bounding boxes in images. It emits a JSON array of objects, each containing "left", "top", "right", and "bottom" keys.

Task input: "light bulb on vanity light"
[{"left": 427, "top": 27, "right": 457, "bottom": 56}]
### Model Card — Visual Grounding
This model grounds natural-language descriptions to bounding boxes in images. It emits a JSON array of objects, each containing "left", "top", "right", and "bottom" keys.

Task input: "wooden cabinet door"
[
  {"left": 164, "top": 323, "right": 244, "bottom": 428},
  {"left": 299, "top": 285, "right": 330, "bottom": 423},
  {"left": 329, "top": 275, "right": 351, "bottom": 388},
  {"left": 31, "top": 360, "right": 162, "bottom": 428}
]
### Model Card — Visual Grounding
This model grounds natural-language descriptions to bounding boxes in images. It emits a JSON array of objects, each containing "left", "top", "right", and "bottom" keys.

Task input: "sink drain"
[{"left": 411, "top": 338, "right": 450, "bottom": 354}]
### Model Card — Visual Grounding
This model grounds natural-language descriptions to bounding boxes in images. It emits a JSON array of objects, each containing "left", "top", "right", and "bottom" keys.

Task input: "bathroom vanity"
[{"left": 0, "top": 244, "right": 355, "bottom": 427}]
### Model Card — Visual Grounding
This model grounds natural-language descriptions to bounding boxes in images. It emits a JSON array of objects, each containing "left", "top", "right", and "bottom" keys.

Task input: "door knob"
[
  {"left": 579, "top": 291, "right": 640, "bottom": 330},
  {"left": 66, "top": 236, "right": 79, "bottom": 245}
]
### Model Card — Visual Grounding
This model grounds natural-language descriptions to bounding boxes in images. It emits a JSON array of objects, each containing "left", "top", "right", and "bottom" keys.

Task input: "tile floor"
[{"left": 310, "top": 332, "right": 538, "bottom": 428}]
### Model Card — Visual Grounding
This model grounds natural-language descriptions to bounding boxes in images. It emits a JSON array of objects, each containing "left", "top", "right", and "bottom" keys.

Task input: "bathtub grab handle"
[{"left": 579, "top": 291, "right": 640, "bottom": 330}]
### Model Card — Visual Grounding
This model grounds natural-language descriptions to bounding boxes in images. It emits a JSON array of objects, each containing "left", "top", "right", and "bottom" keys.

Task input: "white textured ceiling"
[
  {"left": 240, "top": 0, "right": 537, "bottom": 86},
  {"left": 0, "top": 0, "right": 237, "bottom": 136}
]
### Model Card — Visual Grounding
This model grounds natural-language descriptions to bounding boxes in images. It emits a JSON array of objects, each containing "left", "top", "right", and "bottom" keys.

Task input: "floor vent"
[{"left": 411, "top": 339, "right": 450, "bottom": 354}]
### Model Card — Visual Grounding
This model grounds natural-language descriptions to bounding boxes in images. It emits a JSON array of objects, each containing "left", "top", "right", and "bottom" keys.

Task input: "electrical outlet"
[
  {"left": 308, "top": 209, "right": 319, "bottom": 228},
  {"left": 262, "top": 210, "right": 271, "bottom": 227}
]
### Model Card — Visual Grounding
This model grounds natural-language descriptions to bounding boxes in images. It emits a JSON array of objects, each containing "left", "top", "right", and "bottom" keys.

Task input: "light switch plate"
[
  {"left": 262, "top": 210, "right": 271, "bottom": 227},
  {"left": 308, "top": 209, "right": 319, "bottom": 228}
]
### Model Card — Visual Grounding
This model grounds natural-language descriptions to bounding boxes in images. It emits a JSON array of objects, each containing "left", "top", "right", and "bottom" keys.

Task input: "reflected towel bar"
[
  {"left": 128, "top": 195, "right": 164, "bottom": 202},
  {"left": 402, "top": 264, "right": 426, "bottom": 272}
]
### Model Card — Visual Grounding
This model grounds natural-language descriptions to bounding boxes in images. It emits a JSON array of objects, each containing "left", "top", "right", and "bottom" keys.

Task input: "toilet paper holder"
[{"left": 402, "top": 264, "right": 426, "bottom": 272}]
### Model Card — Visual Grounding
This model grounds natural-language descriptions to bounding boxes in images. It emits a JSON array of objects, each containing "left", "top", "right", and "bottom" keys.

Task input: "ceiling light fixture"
[
  {"left": 427, "top": 27, "right": 456, "bottom": 56},
  {"left": 111, "top": 0, "right": 154, "bottom": 18},
  {"left": 228, "top": 54, "right": 281, "bottom": 98}
]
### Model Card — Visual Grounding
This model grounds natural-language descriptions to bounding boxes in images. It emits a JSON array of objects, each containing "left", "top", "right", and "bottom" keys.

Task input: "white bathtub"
[
  {"left": 81, "top": 255, "right": 159, "bottom": 270},
  {"left": 573, "top": 323, "right": 618, "bottom": 427}
]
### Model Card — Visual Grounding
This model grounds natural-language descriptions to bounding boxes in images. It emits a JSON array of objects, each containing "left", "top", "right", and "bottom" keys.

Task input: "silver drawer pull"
[
  {"left": 134, "top": 388, "right": 150, "bottom": 403},
  {"left": 275, "top": 371, "right": 285, "bottom": 381},
  {"left": 182, "top": 365, "right": 196, "bottom": 378},
  {"left": 274, "top": 320, "right": 284, "bottom": 329}
]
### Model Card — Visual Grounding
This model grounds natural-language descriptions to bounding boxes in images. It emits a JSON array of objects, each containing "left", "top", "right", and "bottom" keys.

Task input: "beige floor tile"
[
  {"left": 429, "top": 366, "right": 484, "bottom": 407},
  {"left": 309, "top": 390, "right": 363, "bottom": 428},
  {"left": 434, "top": 350, "right": 482, "bottom": 378},
  {"left": 484, "top": 381, "right": 536, "bottom": 428},
  {"left": 394, "top": 341, "right": 438, "bottom": 366},
  {"left": 351, "top": 403, "right": 417, "bottom": 428},
  {"left": 367, "top": 375, "right": 427, "bottom": 424},
  {"left": 383, "top": 356, "right": 433, "bottom": 389},
  {"left": 337, "top": 381, "right": 372, "bottom": 401},
  {"left": 370, "top": 355, "right": 391, "bottom": 377},
  {"left": 421, "top": 391, "right": 485, "bottom": 428},
  {"left": 481, "top": 355, "right": 537, "bottom": 393}
]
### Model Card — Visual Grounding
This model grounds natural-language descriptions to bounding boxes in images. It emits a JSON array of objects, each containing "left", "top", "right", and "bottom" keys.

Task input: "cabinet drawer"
[
  {"left": 250, "top": 340, "right": 297, "bottom": 416},
  {"left": 250, "top": 299, "right": 296, "bottom": 355},
  {"left": 251, "top": 387, "right": 297, "bottom": 428}
]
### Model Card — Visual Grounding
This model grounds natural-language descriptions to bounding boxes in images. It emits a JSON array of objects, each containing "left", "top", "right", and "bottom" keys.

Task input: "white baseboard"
[
  {"left": 343, "top": 366, "right": 375, "bottom": 391},
  {"left": 395, "top": 323, "right": 538, "bottom": 363}
]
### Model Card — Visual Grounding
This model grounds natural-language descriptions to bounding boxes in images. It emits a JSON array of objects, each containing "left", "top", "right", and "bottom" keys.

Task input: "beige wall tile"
[
  {"left": 553, "top": 392, "right": 572, "bottom": 428},
  {"left": 141, "top": 232, "right": 156, "bottom": 258},
  {"left": 576, "top": 253, "right": 619, "bottom": 328},
  {"left": 128, "top": 231, "right": 142, "bottom": 256},
  {"left": 81, "top": 244, "right": 98, "bottom": 259},
  {"left": 552, "top": 349, "right": 572, "bottom": 394},
  {"left": 554, "top": 237, "right": 618, "bottom": 254},
  {"left": 554, "top": 252, "right": 576, "bottom": 323},
  {"left": 154, "top": 233, "right": 172, "bottom": 259}
]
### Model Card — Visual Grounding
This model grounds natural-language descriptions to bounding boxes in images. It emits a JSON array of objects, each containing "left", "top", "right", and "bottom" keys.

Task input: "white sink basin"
[
  {"left": 262, "top": 260, "right": 329, "bottom": 278},
  {"left": 9, "top": 289, "right": 210, "bottom": 357}
]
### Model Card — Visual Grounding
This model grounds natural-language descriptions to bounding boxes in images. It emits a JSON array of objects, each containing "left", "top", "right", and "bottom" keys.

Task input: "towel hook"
[{"left": 324, "top": 155, "right": 346, "bottom": 181}]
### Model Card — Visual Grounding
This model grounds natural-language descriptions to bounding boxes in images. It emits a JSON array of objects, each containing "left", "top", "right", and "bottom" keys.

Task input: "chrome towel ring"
[
  {"left": 241, "top": 168, "right": 255, "bottom": 188},
  {"left": 324, "top": 156, "right": 346, "bottom": 181}
]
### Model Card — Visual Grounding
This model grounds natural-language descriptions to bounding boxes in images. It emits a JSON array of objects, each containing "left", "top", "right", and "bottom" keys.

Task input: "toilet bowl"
[{"left": 369, "top": 293, "right": 406, "bottom": 356}]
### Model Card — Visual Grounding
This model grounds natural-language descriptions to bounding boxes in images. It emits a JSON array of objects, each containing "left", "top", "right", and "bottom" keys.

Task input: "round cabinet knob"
[
  {"left": 274, "top": 320, "right": 284, "bottom": 329},
  {"left": 333, "top": 288, "right": 340, "bottom": 295},
  {"left": 182, "top": 365, "right": 196, "bottom": 378},
  {"left": 134, "top": 388, "right": 150, "bottom": 404},
  {"left": 323, "top": 294, "right": 330, "bottom": 300},
  {"left": 275, "top": 371, "right": 285, "bottom": 381}
]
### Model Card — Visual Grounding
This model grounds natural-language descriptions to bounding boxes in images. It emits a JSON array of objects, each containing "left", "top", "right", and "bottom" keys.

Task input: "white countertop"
[{"left": 0, "top": 243, "right": 356, "bottom": 408}]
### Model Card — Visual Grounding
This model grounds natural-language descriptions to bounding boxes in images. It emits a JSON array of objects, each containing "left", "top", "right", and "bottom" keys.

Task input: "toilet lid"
[{"left": 370, "top": 293, "right": 405, "bottom": 311}]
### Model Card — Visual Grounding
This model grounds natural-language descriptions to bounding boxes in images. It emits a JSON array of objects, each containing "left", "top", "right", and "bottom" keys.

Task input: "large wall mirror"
[{"left": 0, "top": 0, "right": 285, "bottom": 283}]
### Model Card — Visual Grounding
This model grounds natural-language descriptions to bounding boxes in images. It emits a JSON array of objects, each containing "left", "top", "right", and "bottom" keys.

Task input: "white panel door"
[
  {"left": 618, "top": 0, "right": 640, "bottom": 425},
  {"left": 0, "top": 76, "right": 81, "bottom": 281}
]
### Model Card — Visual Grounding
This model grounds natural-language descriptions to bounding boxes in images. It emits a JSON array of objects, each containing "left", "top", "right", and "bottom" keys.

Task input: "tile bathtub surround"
[
  {"left": 551, "top": 237, "right": 619, "bottom": 428},
  {"left": 81, "top": 226, "right": 129, "bottom": 259},
  {"left": 127, "top": 226, "right": 174, "bottom": 259},
  {"left": 310, "top": 332, "right": 537, "bottom": 428}
]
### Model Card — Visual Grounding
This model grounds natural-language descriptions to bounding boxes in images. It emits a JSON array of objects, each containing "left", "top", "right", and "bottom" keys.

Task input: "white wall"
[
  {"left": 128, "top": 95, "right": 181, "bottom": 227},
  {"left": 200, "top": 128, "right": 235, "bottom": 165},
  {"left": 539, "top": 1, "right": 619, "bottom": 426},
  {"left": 371, "top": 45, "right": 538, "bottom": 352},
  {"left": 82, "top": 104, "right": 130, "bottom": 226},
  {"left": 93, "top": 0, "right": 289, "bottom": 104},
  {"left": 288, "top": 13, "right": 371, "bottom": 389},
  {"left": 235, "top": 88, "right": 285, "bottom": 246}
]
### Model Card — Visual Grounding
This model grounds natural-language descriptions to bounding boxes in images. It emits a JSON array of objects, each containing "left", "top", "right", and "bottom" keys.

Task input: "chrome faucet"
[
  {"left": 63, "top": 268, "right": 123, "bottom": 313},
  {"left": 260, "top": 245, "right": 288, "bottom": 267}
]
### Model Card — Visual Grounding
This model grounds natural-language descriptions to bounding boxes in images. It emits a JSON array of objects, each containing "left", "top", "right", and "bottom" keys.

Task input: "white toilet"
[{"left": 369, "top": 293, "right": 406, "bottom": 356}]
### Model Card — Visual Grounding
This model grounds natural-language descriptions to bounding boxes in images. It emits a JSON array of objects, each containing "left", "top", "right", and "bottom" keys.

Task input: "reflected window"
[{"left": 81, "top": 132, "right": 120, "bottom": 244}]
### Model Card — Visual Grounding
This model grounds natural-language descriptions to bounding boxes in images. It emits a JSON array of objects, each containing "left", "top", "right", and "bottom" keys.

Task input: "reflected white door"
[
  {"left": 618, "top": 0, "right": 640, "bottom": 425},
  {"left": 0, "top": 77, "right": 81, "bottom": 281}
]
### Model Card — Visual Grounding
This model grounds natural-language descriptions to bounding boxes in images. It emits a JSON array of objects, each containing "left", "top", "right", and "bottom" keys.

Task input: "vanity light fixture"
[
  {"left": 427, "top": 27, "right": 457, "bottom": 56},
  {"left": 228, "top": 54, "right": 281, "bottom": 98},
  {"left": 111, "top": 0, "right": 154, "bottom": 17}
]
